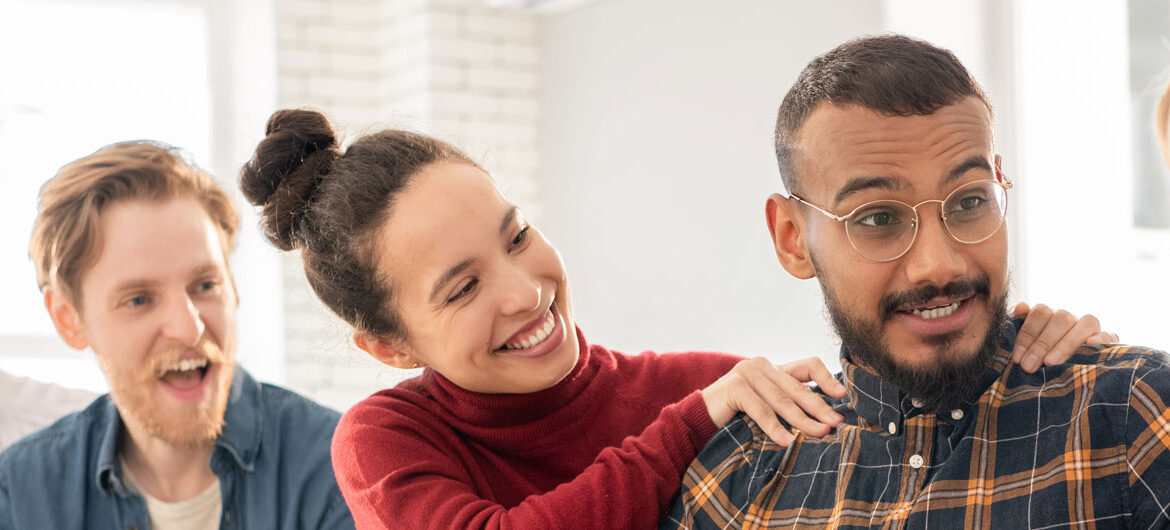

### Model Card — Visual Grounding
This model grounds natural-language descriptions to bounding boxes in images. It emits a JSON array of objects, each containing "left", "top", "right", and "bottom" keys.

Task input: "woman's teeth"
[
  {"left": 910, "top": 301, "right": 960, "bottom": 320},
  {"left": 502, "top": 311, "right": 555, "bottom": 350}
]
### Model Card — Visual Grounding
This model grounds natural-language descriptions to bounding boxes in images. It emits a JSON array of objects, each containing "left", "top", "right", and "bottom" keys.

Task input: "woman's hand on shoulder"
[
  {"left": 1010, "top": 302, "right": 1119, "bottom": 373},
  {"left": 701, "top": 356, "right": 846, "bottom": 447}
]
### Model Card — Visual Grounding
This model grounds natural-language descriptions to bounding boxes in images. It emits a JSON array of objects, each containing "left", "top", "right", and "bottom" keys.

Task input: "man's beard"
[
  {"left": 822, "top": 276, "right": 1008, "bottom": 412},
  {"left": 100, "top": 337, "right": 234, "bottom": 448}
]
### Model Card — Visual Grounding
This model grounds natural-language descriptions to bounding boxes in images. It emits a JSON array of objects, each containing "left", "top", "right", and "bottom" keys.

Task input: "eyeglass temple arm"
[{"left": 788, "top": 194, "right": 850, "bottom": 222}]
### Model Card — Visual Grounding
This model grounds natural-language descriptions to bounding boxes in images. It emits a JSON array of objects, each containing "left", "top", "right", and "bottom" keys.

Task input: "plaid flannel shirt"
[{"left": 663, "top": 321, "right": 1170, "bottom": 529}]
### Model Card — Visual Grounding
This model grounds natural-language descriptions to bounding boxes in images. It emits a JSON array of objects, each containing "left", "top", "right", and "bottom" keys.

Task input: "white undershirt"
[{"left": 121, "top": 459, "right": 222, "bottom": 530}]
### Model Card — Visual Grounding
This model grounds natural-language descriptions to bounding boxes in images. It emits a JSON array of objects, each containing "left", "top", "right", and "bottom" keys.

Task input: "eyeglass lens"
[{"left": 844, "top": 180, "right": 1008, "bottom": 261}]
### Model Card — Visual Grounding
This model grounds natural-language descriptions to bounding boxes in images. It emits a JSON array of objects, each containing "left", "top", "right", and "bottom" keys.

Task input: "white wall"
[
  {"left": 539, "top": 0, "right": 884, "bottom": 368},
  {"left": 1013, "top": 0, "right": 1170, "bottom": 348}
]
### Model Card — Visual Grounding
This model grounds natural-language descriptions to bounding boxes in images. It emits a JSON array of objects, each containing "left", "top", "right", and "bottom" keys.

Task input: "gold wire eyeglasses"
[{"left": 788, "top": 172, "right": 1013, "bottom": 262}]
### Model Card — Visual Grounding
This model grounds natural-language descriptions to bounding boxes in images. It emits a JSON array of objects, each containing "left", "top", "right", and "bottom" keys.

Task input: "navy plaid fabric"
[{"left": 662, "top": 321, "right": 1170, "bottom": 529}]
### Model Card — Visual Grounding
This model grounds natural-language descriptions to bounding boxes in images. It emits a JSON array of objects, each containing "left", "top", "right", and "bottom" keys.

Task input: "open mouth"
[
  {"left": 907, "top": 300, "right": 961, "bottom": 320},
  {"left": 499, "top": 310, "right": 556, "bottom": 351},
  {"left": 158, "top": 357, "right": 210, "bottom": 391}
]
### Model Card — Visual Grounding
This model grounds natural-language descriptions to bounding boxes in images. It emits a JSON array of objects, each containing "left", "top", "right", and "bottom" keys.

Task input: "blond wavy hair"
[{"left": 29, "top": 141, "right": 239, "bottom": 305}]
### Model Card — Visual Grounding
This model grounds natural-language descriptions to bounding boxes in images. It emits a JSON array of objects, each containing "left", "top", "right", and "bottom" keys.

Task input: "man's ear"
[
  {"left": 354, "top": 331, "right": 421, "bottom": 369},
  {"left": 765, "top": 193, "right": 816, "bottom": 280},
  {"left": 44, "top": 287, "right": 88, "bottom": 350}
]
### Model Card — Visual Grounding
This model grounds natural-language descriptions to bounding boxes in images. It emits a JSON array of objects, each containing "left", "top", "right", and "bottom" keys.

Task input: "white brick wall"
[{"left": 275, "top": 0, "right": 541, "bottom": 411}]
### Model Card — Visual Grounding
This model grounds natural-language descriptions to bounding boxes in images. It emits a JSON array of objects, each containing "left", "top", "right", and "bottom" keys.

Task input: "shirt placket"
[{"left": 882, "top": 414, "right": 935, "bottom": 529}]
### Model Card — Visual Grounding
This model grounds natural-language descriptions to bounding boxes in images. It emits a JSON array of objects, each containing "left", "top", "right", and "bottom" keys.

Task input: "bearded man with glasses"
[{"left": 662, "top": 34, "right": 1170, "bottom": 529}]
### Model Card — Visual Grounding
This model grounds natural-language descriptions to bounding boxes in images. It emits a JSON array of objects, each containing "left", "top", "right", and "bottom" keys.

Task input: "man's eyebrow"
[
  {"left": 430, "top": 258, "right": 474, "bottom": 304},
  {"left": 191, "top": 262, "right": 222, "bottom": 279},
  {"left": 111, "top": 278, "right": 158, "bottom": 295},
  {"left": 943, "top": 156, "right": 993, "bottom": 185},
  {"left": 833, "top": 176, "right": 908, "bottom": 207}
]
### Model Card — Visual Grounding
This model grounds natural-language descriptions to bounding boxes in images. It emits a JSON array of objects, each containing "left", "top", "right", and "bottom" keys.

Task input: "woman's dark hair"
[{"left": 240, "top": 109, "right": 475, "bottom": 338}]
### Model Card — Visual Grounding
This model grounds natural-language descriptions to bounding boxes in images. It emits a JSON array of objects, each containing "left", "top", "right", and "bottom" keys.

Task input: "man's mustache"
[
  {"left": 148, "top": 337, "right": 229, "bottom": 377},
  {"left": 879, "top": 276, "right": 992, "bottom": 321}
]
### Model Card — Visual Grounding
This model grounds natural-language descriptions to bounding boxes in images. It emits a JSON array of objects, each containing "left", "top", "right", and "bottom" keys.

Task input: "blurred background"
[{"left": 1, "top": 0, "right": 1167, "bottom": 412}]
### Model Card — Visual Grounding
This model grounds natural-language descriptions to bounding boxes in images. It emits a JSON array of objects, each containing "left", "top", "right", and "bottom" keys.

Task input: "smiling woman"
[{"left": 238, "top": 109, "right": 866, "bottom": 529}]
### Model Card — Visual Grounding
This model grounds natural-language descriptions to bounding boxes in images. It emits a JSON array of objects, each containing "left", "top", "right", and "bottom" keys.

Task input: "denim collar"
[
  {"left": 93, "top": 366, "right": 262, "bottom": 496},
  {"left": 839, "top": 318, "right": 1020, "bottom": 430}
]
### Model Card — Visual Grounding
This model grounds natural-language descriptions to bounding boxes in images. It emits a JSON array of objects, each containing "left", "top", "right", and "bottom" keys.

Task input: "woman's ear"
[
  {"left": 765, "top": 193, "right": 817, "bottom": 280},
  {"left": 44, "top": 287, "right": 89, "bottom": 350},
  {"left": 354, "top": 331, "right": 421, "bottom": 369}
]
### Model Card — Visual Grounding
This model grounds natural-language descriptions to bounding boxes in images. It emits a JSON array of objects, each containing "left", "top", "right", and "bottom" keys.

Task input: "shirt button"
[
  {"left": 911, "top": 398, "right": 925, "bottom": 408},
  {"left": 951, "top": 409, "right": 965, "bottom": 420},
  {"left": 888, "top": 422, "right": 898, "bottom": 435},
  {"left": 909, "top": 454, "right": 924, "bottom": 469}
]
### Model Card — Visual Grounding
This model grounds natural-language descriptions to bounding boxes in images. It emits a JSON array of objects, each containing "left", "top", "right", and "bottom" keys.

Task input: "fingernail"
[
  {"left": 1022, "top": 357, "right": 1039, "bottom": 373},
  {"left": 1011, "top": 346, "right": 1022, "bottom": 361}
]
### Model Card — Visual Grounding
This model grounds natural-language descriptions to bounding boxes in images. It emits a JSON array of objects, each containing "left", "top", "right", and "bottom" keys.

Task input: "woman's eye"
[
  {"left": 198, "top": 280, "right": 217, "bottom": 292},
  {"left": 447, "top": 279, "right": 478, "bottom": 304},
  {"left": 510, "top": 226, "right": 530, "bottom": 248}
]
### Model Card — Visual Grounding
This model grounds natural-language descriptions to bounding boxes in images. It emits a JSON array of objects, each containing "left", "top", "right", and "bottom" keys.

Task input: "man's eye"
[
  {"left": 855, "top": 211, "right": 902, "bottom": 227},
  {"left": 125, "top": 295, "right": 148, "bottom": 307},
  {"left": 198, "top": 280, "right": 217, "bottom": 292},
  {"left": 446, "top": 279, "right": 478, "bottom": 304},
  {"left": 957, "top": 196, "right": 985, "bottom": 211}
]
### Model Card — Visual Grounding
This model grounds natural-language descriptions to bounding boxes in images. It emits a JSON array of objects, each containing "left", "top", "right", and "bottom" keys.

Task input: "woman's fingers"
[
  {"left": 1085, "top": 331, "right": 1119, "bottom": 345},
  {"left": 738, "top": 392, "right": 795, "bottom": 446},
  {"left": 1012, "top": 303, "right": 1053, "bottom": 365},
  {"left": 703, "top": 357, "right": 843, "bottom": 445},
  {"left": 780, "top": 357, "right": 847, "bottom": 398},
  {"left": 742, "top": 358, "right": 841, "bottom": 433},
  {"left": 1042, "top": 313, "right": 1103, "bottom": 367}
]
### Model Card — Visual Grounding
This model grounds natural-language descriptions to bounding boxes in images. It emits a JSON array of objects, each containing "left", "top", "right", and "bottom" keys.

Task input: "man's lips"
[
  {"left": 880, "top": 276, "right": 991, "bottom": 321},
  {"left": 896, "top": 294, "right": 974, "bottom": 313},
  {"left": 891, "top": 296, "right": 978, "bottom": 337}
]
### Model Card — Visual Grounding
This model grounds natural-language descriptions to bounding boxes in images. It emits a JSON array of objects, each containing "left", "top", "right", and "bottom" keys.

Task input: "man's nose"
[
  {"left": 161, "top": 294, "right": 205, "bottom": 346},
  {"left": 902, "top": 207, "right": 968, "bottom": 287}
]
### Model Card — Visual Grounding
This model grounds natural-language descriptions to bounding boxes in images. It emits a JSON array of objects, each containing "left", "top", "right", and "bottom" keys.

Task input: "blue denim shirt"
[{"left": 0, "top": 367, "right": 354, "bottom": 529}]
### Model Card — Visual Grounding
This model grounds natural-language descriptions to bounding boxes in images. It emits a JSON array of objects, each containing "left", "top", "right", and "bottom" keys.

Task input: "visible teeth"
[
  {"left": 164, "top": 358, "right": 209, "bottom": 373},
  {"left": 503, "top": 311, "right": 556, "bottom": 350},
  {"left": 910, "top": 301, "right": 960, "bottom": 320}
]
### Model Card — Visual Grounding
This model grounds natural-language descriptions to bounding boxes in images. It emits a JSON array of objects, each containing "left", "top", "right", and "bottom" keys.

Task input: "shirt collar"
[
  {"left": 839, "top": 318, "right": 1021, "bottom": 430},
  {"left": 93, "top": 366, "right": 262, "bottom": 495}
]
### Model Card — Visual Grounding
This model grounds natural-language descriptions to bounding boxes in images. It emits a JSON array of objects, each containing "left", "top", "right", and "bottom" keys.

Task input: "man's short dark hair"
[{"left": 774, "top": 34, "right": 993, "bottom": 194}]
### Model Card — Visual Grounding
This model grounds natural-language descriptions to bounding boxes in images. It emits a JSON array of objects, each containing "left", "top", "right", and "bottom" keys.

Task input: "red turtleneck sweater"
[{"left": 330, "top": 329, "right": 741, "bottom": 529}]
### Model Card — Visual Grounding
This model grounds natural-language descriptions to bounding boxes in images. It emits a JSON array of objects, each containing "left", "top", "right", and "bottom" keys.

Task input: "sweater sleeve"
[{"left": 332, "top": 390, "right": 719, "bottom": 530}]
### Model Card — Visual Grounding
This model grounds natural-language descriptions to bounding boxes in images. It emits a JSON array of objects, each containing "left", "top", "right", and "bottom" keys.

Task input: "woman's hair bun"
[{"left": 239, "top": 109, "right": 340, "bottom": 251}]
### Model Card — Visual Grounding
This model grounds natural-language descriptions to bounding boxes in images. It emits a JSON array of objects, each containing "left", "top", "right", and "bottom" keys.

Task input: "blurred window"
[{"left": 0, "top": 0, "right": 211, "bottom": 391}]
